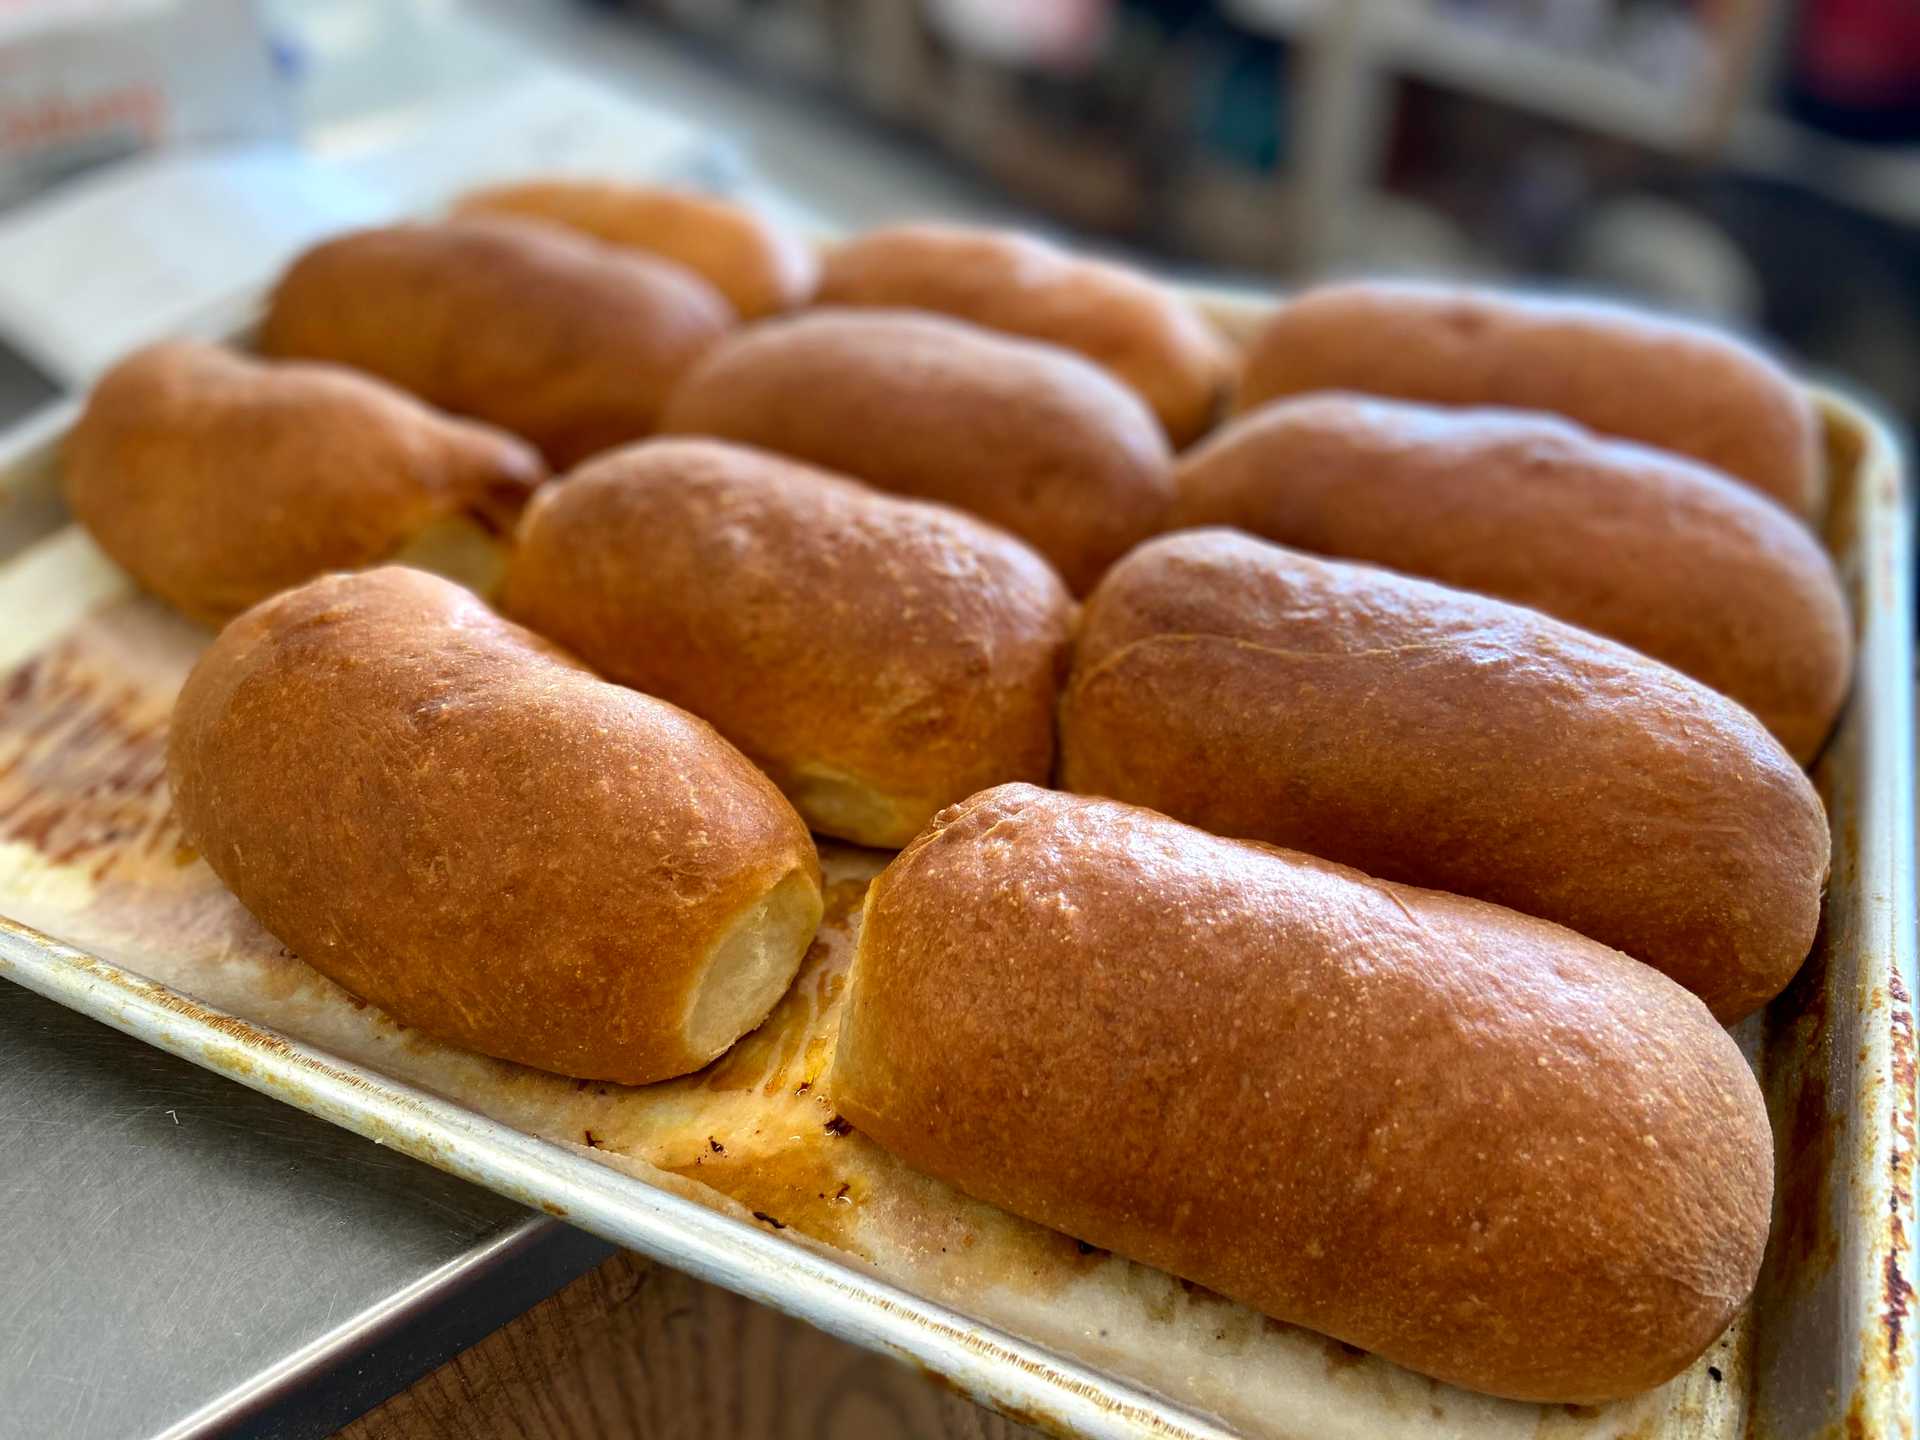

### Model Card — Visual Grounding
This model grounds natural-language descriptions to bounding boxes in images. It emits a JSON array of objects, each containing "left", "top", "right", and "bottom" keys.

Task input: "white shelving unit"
[
  {"left": 1729, "top": 109, "right": 1920, "bottom": 229},
  {"left": 1371, "top": 6, "right": 1702, "bottom": 151},
  {"left": 623, "top": 0, "right": 1916, "bottom": 267},
  {"left": 1225, "top": 0, "right": 1916, "bottom": 267}
]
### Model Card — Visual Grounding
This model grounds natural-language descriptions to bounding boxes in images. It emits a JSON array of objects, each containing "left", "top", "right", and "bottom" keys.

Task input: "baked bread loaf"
[
  {"left": 1171, "top": 393, "right": 1851, "bottom": 762},
  {"left": 63, "top": 342, "right": 543, "bottom": 625},
  {"left": 660, "top": 309, "right": 1172, "bottom": 594},
  {"left": 1059, "top": 530, "right": 1828, "bottom": 1021},
  {"left": 260, "top": 218, "right": 733, "bottom": 468},
  {"left": 504, "top": 439, "right": 1073, "bottom": 847},
  {"left": 168, "top": 567, "right": 822, "bottom": 1083},
  {"left": 816, "top": 223, "right": 1231, "bottom": 445},
  {"left": 455, "top": 180, "right": 816, "bottom": 318},
  {"left": 1233, "top": 281, "right": 1823, "bottom": 515},
  {"left": 832, "top": 783, "right": 1773, "bottom": 1404}
]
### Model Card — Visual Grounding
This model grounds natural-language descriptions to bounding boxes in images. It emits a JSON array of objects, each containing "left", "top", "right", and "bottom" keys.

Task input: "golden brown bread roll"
[
  {"left": 455, "top": 180, "right": 816, "bottom": 319},
  {"left": 1171, "top": 393, "right": 1852, "bottom": 763},
  {"left": 504, "top": 439, "right": 1074, "bottom": 847},
  {"left": 1234, "top": 282, "right": 1823, "bottom": 515},
  {"left": 1059, "top": 530, "right": 1828, "bottom": 1021},
  {"left": 816, "top": 223, "right": 1231, "bottom": 445},
  {"left": 168, "top": 566, "right": 823, "bottom": 1083},
  {"left": 833, "top": 783, "right": 1773, "bottom": 1404},
  {"left": 260, "top": 218, "right": 734, "bottom": 468},
  {"left": 63, "top": 341, "right": 544, "bottom": 625},
  {"left": 660, "top": 309, "right": 1172, "bottom": 595}
]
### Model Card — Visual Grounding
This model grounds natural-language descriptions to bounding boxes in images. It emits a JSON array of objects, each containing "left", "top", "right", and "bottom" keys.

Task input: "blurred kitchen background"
[{"left": 0, "top": 0, "right": 1914, "bottom": 434}]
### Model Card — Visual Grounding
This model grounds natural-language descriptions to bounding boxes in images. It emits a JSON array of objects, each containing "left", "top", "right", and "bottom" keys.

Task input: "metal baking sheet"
[{"left": 0, "top": 292, "right": 1911, "bottom": 1440}]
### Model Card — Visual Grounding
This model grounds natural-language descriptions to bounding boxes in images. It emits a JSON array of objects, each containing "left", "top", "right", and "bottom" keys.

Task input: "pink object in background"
[{"left": 1795, "top": 0, "right": 1920, "bottom": 104}]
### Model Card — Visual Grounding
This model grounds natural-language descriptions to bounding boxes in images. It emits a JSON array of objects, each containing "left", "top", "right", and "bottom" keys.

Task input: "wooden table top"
[{"left": 337, "top": 1251, "right": 1046, "bottom": 1440}]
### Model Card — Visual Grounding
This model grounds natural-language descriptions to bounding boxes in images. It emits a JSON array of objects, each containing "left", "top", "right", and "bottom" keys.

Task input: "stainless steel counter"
[{"left": 0, "top": 983, "right": 612, "bottom": 1440}]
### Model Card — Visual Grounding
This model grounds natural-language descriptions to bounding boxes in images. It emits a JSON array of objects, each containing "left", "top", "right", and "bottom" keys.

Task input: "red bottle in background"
[{"left": 1787, "top": 0, "right": 1920, "bottom": 142}]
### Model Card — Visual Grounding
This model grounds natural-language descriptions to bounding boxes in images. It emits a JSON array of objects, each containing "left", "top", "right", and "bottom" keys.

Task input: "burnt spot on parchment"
[{"left": 0, "top": 645, "right": 178, "bottom": 873}]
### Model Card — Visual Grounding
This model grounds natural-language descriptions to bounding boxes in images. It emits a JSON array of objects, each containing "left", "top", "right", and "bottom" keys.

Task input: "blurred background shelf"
[
  {"left": 1374, "top": 8, "right": 1704, "bottom": 149},
  {"left": 1, "top": 0, "right": 1914, "bottom": 431},
  {"left": 1729, "top": 110, "right": 1920, "bottom": 227},
  {"left": 567, "top": 0, "right": 1915, "bottom": 429},
  {"left": 1232, "top": 0, "right": 1711, "bottom": 150}
]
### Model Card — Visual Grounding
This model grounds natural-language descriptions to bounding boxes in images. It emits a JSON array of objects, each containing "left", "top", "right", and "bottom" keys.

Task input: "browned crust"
[
  {"left": 1233, "top": 282, "right": 1823, "bottom": 515},
  {"left": 503, "top": 439, "right": 1075, "bottom": 847},
  {"left": 167, "top": 566, "right": 822, "bottom": 1083},
  {"left": 1058, "top": 529, "right": 1829, "bottom": 1022},
  {"left": 62, "top": 341, "right": 545, "bottom": 625},
  {"left": 259, "top": 218, "right": 735, "bottom": 468},
  {"left": 659, "top": 308, "right": 1173, "bottom": 595},
  {"left": 1171, "top": 393, "right": 1852, "bottom": 762},
  {"left": 816, "top": 223, "right": 1231, "bottom": 445},
  {"left": 455, "top": 181, "right": 817, "bottom": 319},
  {"left": 832, "top": 783, "right": 1773, "bottom": 1404}
]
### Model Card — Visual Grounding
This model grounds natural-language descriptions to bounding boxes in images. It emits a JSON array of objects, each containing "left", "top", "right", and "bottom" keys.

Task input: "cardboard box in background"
[{"left": 0, "top": 0, "right": 289, "bottom": 211}]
